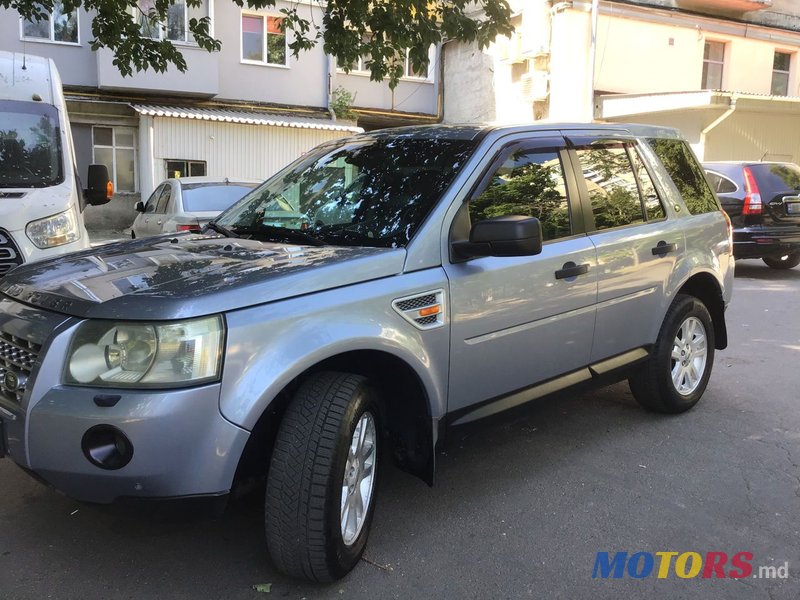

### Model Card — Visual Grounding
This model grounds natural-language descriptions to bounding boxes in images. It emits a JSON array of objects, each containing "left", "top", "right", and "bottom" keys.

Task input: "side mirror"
[
  {"left": 84, "top": 164, "right": 113, "bottom": 206},
  {"left": 452, "top": 215, "right": 543, "bottom": 259},
  {"left": 135, "top": 201, "right": 145, "bottom": 213}
]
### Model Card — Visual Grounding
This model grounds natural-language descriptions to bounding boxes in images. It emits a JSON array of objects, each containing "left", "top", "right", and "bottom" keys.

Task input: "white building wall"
[
  {"left": 442, "top": 40, "right": 497, "bottom": 123},
  {"left": 149, "top": 118, "right": 349, "bottom": 194}
]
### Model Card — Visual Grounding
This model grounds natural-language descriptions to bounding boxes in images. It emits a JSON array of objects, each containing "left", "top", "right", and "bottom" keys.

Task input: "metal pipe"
[{"left": 587, "top": 0, "right": 599, "bottom": 121}]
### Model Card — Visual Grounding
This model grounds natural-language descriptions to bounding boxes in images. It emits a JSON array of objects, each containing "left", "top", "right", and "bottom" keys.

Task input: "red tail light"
[
  {"left": 742, "top": 167, "right": 763, "bottom": 215},
  {"left": 176, "top": 224, "right": 200, "bottom": 233}
]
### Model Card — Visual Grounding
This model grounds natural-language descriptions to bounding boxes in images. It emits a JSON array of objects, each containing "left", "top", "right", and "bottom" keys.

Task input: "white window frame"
[
  {"left": 92, "top": 126, "right": 138, "bottom": 194},
  {"left": 132, "top": 0, "right": 201, "bottom": 46},
  {"left": 240, "top": 11, "right": 290, "bottom": 68},
  {"left": 164, "top": 159, "right": 207, "bottom": 179},
  {"left": 772, "top": 50, "right": 793, "bottom": 96},
  {"left": 19, "top": 2, "right": 80, "bottom": 46},
  {"left": 337, "top": 45, "right": 436, "bottom": 83},
  {"left": 702, "top": 40, "right": 726, "bottom": 90}
]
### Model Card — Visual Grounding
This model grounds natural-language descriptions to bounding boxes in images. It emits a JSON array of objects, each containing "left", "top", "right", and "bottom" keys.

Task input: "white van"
[{"left": 0, "top": 51, "right": 110, "bottom": 277}]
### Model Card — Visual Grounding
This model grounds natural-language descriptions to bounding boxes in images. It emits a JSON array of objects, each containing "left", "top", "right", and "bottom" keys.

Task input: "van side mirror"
[
  {"left": 84, "top": 164, "right": 113, "bottom": 206},
  {"left": 452, "top": 215, "right": 543, "bottom": 259},
  {"left": 135, "top": 201, "right": 145, "bottom": 213}
]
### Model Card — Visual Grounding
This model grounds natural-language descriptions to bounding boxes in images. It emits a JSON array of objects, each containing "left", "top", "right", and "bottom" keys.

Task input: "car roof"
[
  {"left": 361, "top": 122, "right": 682, "bottom": 142},
  {"left": 0, "top": 51, "right": 57, "bottom": 104}
]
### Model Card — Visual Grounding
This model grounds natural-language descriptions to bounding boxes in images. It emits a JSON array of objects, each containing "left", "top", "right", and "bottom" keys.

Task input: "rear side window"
[
  {"left": 647, "top": 139, "right": 718, "bottom": 214},
  {"left": 705, "top": 171, "right": 738, "bottom": 194},
  {"left": 574, "top": 142, "right": 665, "bottom": 230},
  {"left": 470, "top": 147, "right": 571, "bottom": 242}
]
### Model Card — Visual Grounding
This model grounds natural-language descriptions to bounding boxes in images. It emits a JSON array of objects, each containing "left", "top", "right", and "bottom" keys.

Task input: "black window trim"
[{"left": 627, "top": 141, "right": 668, "bottom": 224}]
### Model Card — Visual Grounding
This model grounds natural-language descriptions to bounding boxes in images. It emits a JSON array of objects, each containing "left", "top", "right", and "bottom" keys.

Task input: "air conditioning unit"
[
  {"left": 521, "top": 72, "right": 549, "bottom": 101},
  {"left": 520, "top": 44, "right": 550, "bottom": 59}
]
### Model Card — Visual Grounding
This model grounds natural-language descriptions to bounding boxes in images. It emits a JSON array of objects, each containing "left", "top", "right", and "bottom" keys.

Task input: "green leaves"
[
  {"left": 3, "top": 0, "right": 512, "bottom": 88},
  {"left": 252, "top": 583, "right": 272, "bottom": 593}
]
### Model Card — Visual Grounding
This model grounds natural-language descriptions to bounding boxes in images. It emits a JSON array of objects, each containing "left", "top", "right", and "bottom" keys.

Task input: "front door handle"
[
  {"left": 652, "top": 241, "right": 678, "bottom": 256},
  {"left": 555, "top": 262, "right": 590, "bottom": 280}
]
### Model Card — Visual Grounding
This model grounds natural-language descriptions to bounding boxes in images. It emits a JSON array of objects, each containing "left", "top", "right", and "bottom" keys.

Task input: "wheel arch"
[
  {"left": 675, "top": 271, "right": 727, "bottom": 349},
  {"left": 233, "top": 349, "right": 438, "bottom": 490}
]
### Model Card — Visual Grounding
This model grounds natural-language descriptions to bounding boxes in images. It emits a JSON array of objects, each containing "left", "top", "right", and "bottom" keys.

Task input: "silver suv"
[{"left": 0, "top": 124, "right": 733, "bottom": 581}]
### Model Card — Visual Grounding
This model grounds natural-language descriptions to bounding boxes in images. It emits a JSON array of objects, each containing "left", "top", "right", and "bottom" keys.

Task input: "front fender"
[{"left": 218, "top": 269, "right": 450, "bottom": 431}]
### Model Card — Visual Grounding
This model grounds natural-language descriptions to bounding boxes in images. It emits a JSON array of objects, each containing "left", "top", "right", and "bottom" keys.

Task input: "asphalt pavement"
[{"left": 1, "top": 261, "right": 798, "bottom": 599}]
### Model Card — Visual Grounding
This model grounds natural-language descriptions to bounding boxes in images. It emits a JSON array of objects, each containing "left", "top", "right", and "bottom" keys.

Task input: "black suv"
[{"left": 704, "top": 162, "right": 800, "bottom": 269}]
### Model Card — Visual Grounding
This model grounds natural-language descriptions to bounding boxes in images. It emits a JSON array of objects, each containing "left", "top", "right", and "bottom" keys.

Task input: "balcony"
[
  {"left": 677, "top": 0, "right": 772, "bottom": 12},
  {"left": 96, "top": 46, "right": 219, "bottom": 98}
]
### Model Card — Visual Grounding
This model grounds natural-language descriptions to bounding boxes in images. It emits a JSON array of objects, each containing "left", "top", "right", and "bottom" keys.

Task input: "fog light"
[{"left": 81, "top": 425, "right": 133, "bottom": 470}]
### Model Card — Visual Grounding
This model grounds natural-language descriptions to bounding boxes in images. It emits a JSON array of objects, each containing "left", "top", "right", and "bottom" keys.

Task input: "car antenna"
[{"left": 760, "top": 150, "right": 769, "bottom": 162}]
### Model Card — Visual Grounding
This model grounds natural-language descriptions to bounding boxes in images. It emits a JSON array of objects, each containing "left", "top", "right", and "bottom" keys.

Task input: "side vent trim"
[{"left": 392, "top": 289, "right": 445, "bottom": 330}]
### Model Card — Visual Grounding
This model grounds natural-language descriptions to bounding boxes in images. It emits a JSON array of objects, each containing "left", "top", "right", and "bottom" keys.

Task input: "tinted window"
[
  {"left": 575, "top": 143, "right": 645, "bottom": 230},
  {"left": 217, "top": 137, "right": 477, "bottom": 248},
  {"left": 705, "top": 171, "right": 738, "bottom": 194},
  {"left": 181, "top": 184, "right": 256, "bottom": 212},
  {"left": 0, "top": 100, "right": 64, "bottom": 188},
  {"left": 144, "top": 185, "right": 163, "bottom": 213},
  {"left": 648, "top": 139, "right": 718, "bottom": 214},
  {"left": 748, "top": 163, "right": 800, "bottom": 199},
  {"left": 470, "top": 147, "right": 571, "bottom": 242},
  {"left": 155, "top": 185, "right": 172, "bottom": 213}
]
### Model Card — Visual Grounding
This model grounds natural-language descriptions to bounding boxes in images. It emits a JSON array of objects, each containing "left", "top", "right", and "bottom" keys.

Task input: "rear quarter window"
[{"left": 647, "top": 139, "right": 719, "bottom": 214}]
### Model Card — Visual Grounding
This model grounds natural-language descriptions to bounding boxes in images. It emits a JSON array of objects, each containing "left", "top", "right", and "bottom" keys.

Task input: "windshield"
[
  {"left": 216, "top": 136, "right": 477, "bottom": 247},
  {"left": 0, "top": 100, "right": 64, "bottom": 188},
  {"left": 181, "top": 183, "right": 258, "bottom": 212}
]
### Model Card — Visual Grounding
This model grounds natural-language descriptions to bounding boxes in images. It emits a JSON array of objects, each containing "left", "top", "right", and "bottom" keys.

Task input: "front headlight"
[
  {"left": 65, "top": 316, "right": 224, "bottom": 388},
  {"left": 26, "top": 207, "right": 81, "bottom": 248}
]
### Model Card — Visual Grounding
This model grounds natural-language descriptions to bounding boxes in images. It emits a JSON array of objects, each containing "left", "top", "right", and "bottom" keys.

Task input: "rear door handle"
[
  {"left": 555, "top": 262, "right": 590, "bottom": 280},
  {"left": 652, "top": 241, "right": 677, "bottom": 256}
]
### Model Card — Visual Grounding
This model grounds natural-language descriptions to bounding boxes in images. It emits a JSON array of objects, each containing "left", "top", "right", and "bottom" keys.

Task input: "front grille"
[
  {"left": 0, "top": 332, "right": 41, "bottom": 404},
  {"left": 0, "top": 229, "right": 24, "bottom": 277}
]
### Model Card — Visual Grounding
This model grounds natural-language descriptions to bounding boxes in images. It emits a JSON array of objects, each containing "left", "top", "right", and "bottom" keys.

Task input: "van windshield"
[{"left": 0, "top": 100, "right": 64, "bottom": 188}]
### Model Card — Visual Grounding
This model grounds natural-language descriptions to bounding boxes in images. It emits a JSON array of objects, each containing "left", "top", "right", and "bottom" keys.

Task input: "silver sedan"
[{"left": 131, "top": 176, "right": 260, "bottom": 238}]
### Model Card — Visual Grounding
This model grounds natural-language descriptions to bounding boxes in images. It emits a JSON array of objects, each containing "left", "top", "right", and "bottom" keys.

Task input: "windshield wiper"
[
  {"left": 233, "top": 224, "right": 327, "bottom": 247},
  {"left": 203, "top": 221, "right": 238, "bottom": 238}
]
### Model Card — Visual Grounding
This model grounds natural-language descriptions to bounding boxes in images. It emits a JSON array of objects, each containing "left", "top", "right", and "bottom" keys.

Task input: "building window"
[
  {"left": 165, "top": 160, "right": 206, "bottom": 178},
  {"left": 340, "top": 44, "right": 434, "bottom": 81},
  {"left": 702, "top": 41, "right": 725, "bottom": 89},
  {"left": 134, "top": 0, "right": 208, "bottom": 44},
  {"left": 241, "top": 13, "right": 286, "bottom": 66},
  {"left": 93, "top": 127, "right": 137, "bottom": 193},
  {"left": 21, "top": 2, "right": 78, "bottom": 44},
  {"left": 772, "top": 51, "right": 792, "bottom": 96}
]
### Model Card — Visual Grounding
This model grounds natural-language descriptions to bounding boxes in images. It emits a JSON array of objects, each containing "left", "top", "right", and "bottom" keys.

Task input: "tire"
[
  {"left": 265, "top": 371, "right": 380, "bottom": 582},
  {"left": 629, "top": 294, "right": 715, "bottom": 414},
  {"left": 763, "top": 252, "right": 800, "bottom": 270}
]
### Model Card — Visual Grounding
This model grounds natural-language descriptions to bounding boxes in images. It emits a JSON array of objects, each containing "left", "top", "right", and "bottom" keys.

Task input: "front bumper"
[
  {"left": 733, "top": 225, "right": 800, "bottom": 259},
  {"left": 0, "top": 298, "right": 250, "bottom": 504}
]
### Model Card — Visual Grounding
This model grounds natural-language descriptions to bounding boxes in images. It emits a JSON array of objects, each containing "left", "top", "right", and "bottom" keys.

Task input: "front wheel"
[
  {"left": 629, "top": 294, "right": 715, "bottom": 414},
  {"left": 763, "top": 252, "right": 800, "bottom": 270},
  {"left": 265, "top": 371, "right": 380, "bottom": 582}
]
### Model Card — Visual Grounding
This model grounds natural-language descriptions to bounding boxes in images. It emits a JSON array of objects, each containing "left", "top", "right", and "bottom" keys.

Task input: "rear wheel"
[
  {"left": 629, "top": 294, "right": 715, "bottom": 414},
  {"left": 763, "top": 252, "right": 800, "bottom": 269},
  {"left": 265, "top": 371, "right": 380, "bottom": 582}
]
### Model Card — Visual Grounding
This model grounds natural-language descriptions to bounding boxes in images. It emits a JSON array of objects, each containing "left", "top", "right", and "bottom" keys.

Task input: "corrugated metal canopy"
[{"left": 131, "top": 104, "right": 363, "bottom": 134}]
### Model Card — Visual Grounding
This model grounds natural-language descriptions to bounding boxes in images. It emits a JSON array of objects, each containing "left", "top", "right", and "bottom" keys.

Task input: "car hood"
[{"left": 0, "top": 234, "right": 406, "bottom": 320}]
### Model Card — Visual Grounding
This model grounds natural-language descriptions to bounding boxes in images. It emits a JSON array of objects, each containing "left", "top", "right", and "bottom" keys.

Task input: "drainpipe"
[
  {"left": 586, "top": 0, "right": 599, "bottom": 122},
  {"left": 700, "top": 96, "right": 737, "bottom": 160},
  {"left": 327, "top": 54, "right": 336, "bottom": 121}
]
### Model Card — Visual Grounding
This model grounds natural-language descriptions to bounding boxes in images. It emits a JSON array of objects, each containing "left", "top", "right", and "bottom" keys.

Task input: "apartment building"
[
  {"left": 0, "top": 0, "right": 441, "bottom": 228},
  {"left": 444, "top": 0, "right": 800, "bottom": 163}
]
